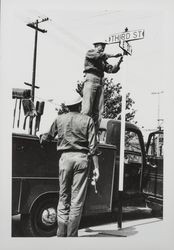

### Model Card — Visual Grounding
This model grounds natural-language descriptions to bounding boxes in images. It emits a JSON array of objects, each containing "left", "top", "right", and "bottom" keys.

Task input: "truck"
[{"left": 12, "top": 90, "right": 163, "bottom": 237}]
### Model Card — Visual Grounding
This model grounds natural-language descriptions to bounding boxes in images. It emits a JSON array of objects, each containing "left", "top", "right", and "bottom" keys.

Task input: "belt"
[
  {"left": 84, "top": 70, "right": 104, "bottom": 78},
  {"left": 60, "top": 149, "right": 89, "bottom": 154}
]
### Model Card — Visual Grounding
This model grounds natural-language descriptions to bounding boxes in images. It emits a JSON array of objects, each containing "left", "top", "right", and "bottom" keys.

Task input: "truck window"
[
  {"left": 147, "top": 133, "right": 163, "bottom": 157},
  {"left": 125, "top": 131, "right": 142, "bottom": 164}
]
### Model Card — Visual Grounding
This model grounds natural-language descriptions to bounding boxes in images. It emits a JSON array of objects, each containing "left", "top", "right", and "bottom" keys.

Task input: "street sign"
[
  {"left": 107, "top": 29, "right": 144, "bottom": 44},
  {"left": 119, "top": 40, "right": 132, "bottom": 55}
]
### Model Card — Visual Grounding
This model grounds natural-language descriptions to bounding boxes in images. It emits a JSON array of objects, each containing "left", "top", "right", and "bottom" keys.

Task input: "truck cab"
[{"left": 12, "top": 118, "right": 147, "bottom": 236}]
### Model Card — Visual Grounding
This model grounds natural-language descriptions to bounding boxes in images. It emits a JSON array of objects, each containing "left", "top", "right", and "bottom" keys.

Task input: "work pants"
[
  {"left": 57, "top": 152, "right": 90, "bottom": 237},
  {"left": 81, "top": 73, "right": 104, "bottom": 135}
]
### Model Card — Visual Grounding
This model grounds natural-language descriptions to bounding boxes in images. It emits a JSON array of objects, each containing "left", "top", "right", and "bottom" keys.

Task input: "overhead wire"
[{"left": 18, "top": 10, "right": 120, "bottom": 56}]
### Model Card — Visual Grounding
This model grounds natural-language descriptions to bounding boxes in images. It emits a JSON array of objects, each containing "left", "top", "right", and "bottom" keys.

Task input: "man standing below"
[
  {"left": 81, "top": 40, "right": 123, "bottom": 134},
  {"left": 40, "top": 93, "right": 99, "bottom": 237}
]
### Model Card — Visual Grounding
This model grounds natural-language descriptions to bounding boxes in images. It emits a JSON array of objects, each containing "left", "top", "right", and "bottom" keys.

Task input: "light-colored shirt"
[{"left": 41, "top": 112, "right": 97, "bottom": 156}]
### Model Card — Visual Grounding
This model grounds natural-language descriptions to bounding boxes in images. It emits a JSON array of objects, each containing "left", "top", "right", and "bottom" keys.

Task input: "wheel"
[{"left": 21, "top": 197, "right": 58, "bottom": 237}]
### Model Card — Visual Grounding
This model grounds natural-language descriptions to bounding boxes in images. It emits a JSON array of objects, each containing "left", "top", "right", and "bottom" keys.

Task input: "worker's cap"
[
  {"left": 93, "top": 40, "right": 108, "bottom": 46},
  {"left": 64, "top": 93, "right": 82, "bottom": 107}
]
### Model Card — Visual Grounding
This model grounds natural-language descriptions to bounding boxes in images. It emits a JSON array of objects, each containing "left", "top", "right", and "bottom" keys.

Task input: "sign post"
[
  {"left": 107, "top": 27, "right": 144, "bottom": 229},
  {"left": 117, "top": 50, "right": 127, "bottom": 229}
]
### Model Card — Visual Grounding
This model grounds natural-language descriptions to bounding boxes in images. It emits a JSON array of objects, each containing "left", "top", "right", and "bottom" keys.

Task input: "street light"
[{"left": 151, "top": 91, "right": 164, "bottom": 129}]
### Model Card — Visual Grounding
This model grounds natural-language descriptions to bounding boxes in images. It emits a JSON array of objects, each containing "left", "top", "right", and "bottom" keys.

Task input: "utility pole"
[
  {"left": 151, "top": 91, "right": 164, "bottom": 129},
  {"left": 27, "top": 17, "right": 49, "bottom": 134}
]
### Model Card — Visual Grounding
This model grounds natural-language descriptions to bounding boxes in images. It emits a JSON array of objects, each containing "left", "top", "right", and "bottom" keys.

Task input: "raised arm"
[
  {"left": 40, "top": 118, "right": 58, "bottom": 145},
  {"left": 104, "top": 55, "right": 123, "bottom": 74}
]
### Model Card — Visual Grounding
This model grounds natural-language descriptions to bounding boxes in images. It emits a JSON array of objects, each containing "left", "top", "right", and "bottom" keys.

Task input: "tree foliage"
[{"left": 76, "top": 77, "right": 136, "bottom": 122}]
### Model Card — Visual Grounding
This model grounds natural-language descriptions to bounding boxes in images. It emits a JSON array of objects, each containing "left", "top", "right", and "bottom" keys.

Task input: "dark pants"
[{"left": 57, "top": 152, "right": 90, "bottom": 237}]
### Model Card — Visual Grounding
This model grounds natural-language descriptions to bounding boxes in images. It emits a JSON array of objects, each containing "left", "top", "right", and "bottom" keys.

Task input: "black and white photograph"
[{"left": 0, "top": 0, "right": 174, "bottom": 249}]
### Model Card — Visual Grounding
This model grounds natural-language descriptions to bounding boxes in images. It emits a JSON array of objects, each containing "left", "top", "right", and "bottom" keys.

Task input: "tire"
[{"left": 21, "top": 197, "right": 58, "bottom": 237}]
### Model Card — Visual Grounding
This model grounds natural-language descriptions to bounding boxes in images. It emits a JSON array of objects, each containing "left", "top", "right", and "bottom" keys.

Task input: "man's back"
[{"left": 49, "top": 112, "right": 96, "bottom": 155}]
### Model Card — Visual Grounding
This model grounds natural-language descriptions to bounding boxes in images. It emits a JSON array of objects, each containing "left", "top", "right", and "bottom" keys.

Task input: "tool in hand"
[{"left": 91, "top": 177, "right": 98, "bottom": 194}]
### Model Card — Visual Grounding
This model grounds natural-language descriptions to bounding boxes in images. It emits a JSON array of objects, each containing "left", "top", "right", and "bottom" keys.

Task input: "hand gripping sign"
[{"left": 119, "top": 39, "right": 132, "bottom": 56}]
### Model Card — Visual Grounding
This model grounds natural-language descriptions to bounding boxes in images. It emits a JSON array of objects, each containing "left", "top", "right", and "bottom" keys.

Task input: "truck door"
[
  {"left": 83, "top": 144, "right": 117, "bottom": 215},
  {"left": 124, "top": 130, "right": 144, "bottom": 196},
  {"left": 142, "top": 130, "right": 163, "bottom": 214}
]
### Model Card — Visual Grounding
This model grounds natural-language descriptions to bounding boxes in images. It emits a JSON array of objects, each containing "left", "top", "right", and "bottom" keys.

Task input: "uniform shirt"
[
  {"left": 41, "top": 112, "right": 97, "bottom": 156},
  {"left": 84, "top": 49, "right": 120, "bottom": 78}
]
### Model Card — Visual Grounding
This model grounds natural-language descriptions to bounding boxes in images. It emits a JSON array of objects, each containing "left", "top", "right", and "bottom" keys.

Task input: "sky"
[
  {"left": 1, "top": 0, "right": 172, "bottom": 142},
  {"left": 1, "top": 1, "right": 174, "bottom": 249},
  {"left": 1, "top": 0, "right": 171, "bottom": 139}
]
